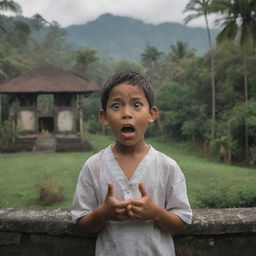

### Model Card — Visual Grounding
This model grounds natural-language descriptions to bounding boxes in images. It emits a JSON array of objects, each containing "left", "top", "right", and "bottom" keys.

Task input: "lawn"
[{"left": 0, "top": 133, "right": 255, "bottom": 208}]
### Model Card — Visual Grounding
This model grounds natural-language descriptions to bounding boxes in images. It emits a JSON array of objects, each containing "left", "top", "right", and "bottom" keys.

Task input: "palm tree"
[
  {"left": 169, "top": 41, "right": 196, "bottom": 61},
  {"left": 168, "top": 41, "right": 196, "bottom": 83},
  {"left": 184, "top": 0, "right": 216, "bottom": 141},
  {"left": 212, "top": 0, "right": 256, "bottom": 157},
  {"left": 141, "top": 44, "right": 163, "bottom": 85},
  {"left": 75, "top": 48, "right": 98, "bottom": 75},
  {"left": 0, "top": 0, "right": 21, "bottom": 32},
  {"left": 31, "top": 13, "right": 49, "bottom": 31},
  {"left": 0, "top": 1, "right": 21, "bottom": 125},
  {"left": 0, "top": 0, "right": 21, "bottom": 12}
]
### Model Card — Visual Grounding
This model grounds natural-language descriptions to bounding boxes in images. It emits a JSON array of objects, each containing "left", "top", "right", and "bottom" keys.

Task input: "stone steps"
[{"left": 33, "top": 136, "right": 56, "bottom": 152}]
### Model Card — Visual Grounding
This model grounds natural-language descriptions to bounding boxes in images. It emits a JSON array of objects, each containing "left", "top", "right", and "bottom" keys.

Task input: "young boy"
[{"left": 71, "top": 69, "right": 192, "bottom": 256}]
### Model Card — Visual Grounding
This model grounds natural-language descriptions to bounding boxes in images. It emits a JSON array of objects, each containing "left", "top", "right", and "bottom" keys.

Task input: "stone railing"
[{"left": 0, "top": 208, "right": 255, "bottom": 256}]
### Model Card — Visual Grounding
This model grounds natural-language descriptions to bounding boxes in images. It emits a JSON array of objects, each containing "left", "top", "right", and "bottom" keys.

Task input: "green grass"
[{"left": 0, "top": 134, "right": 255, "bottom": 208}]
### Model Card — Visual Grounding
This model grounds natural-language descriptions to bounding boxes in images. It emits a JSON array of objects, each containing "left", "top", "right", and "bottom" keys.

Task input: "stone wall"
[{"left": 0, "top": 208, "right": 255, "bottom": 256}]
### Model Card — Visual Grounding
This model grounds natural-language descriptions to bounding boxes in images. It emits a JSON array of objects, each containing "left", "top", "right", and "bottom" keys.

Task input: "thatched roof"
[{"left": 0, "top": 63, "right": 100, "bottom": 93}]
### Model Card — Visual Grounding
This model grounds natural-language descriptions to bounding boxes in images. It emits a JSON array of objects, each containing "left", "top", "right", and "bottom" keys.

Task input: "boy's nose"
[{"left": 121, "top": 106, "right": 132, "bottom": 119}]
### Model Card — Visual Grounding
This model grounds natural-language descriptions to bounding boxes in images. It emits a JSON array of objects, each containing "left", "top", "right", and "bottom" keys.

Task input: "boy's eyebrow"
[
  {"left": 131, "top": 97, "right": 144, "bottom": 101},
  {"left": 108, "top": 97, "right": 123, "bottom": 102},
  {"left": 109, "top": 96, "right": 144, "bottom": 101}
]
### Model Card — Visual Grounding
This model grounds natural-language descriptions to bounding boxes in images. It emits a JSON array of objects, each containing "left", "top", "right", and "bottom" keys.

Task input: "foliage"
[
  {"left": 154, "top": 38, "right": 256, "bottom": 164},
  {"left": 115, "top": 60, "right": 144, "bottom": 74},
  {"left": 74, "top": 48, "right": 98, "bottom": 75},
  {"left": 211, "top": 0, "right": 256, "bottom": 156},
  {"left": 184, "top": 0, "right": 216, "bottom": 141},
  {"left": 196, "top": 186, "right": 256, "bottom": 208},
  {"left": 37, "top": 170, "right": 64, "bottom": 206},
  {"left": 0, "top": 119, "right": 18, "bottom": 150},
  {"left": 82, "top": 92, "right": 103, "bottom": 134},
  {"left": 140, "top": 44, "right": 163, "bottom": 88},
  {"left": 42, "top": 21, "right": 67, "bottom": 50},
  {"left": 0, "top": 0, "right": 21, "bottom": 14},
  {"left": 169, "top": 40, "right": 196, "bottom": 61},
  {"left": 210, "top": 136, "right": 238, "bottom": 165},
  {"left": 157, "top": 81, "right": 209, "bottom": 141}
]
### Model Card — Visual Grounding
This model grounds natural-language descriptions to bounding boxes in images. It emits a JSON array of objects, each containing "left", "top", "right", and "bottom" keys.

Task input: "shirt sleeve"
[
  {"left": 165, "top": 161, "right": 192, "bottom": 224},
  {"left": 71, "top": 163, "right": 98, "bottom": 223}
]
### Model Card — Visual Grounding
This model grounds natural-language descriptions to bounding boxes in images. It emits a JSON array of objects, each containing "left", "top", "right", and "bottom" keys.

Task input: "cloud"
[{"left": 15, "top": 0, "right": 214, "bottom": 28}]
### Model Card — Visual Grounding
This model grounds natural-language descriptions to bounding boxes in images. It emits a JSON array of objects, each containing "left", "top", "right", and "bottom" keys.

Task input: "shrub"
[
  {"left": 37, "top": 171, "right": 64, "bottom": 206},
  {"left": 0, "top": 120, "right": 18, "bottom": 150},
  {"left": 210, "top": 136, "right": 238, "bottom": 165},
  {"left": 196, "top": 187, "right": 256, "bottom": 208}
]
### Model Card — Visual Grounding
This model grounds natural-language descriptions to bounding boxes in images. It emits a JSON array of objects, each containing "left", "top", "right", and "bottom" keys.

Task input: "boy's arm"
[
  {"left": 77, "top": 183, "right": 131, "bottom": 233},
  {"left": 128, "top": 183, "right": 187, "bottom": 235}
]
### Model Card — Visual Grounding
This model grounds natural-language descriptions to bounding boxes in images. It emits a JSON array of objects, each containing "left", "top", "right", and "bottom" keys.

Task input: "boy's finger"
[
  {"left": 116, "top": 208, "right": 128, "bottom": 215},
  {"left": 106, "top": 182, "right": 114, "bottom": 197},
  {"left": 131, "top": 199, "right": 143, "bottom": 207},
  {"left": 116, "top": 200, "right": 131, "bottom": 208},
  {"left": 127, "top": 208, "right": 136, "bottom": 218},
  {"left": 138, "top": 183, "right": 147, "bottom": 197},
  {"left": 130, "top": 205, "right": 141, "bottom": 216}
]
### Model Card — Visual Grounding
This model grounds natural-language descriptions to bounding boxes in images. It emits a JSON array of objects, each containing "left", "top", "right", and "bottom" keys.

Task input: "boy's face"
[{"left": 100, "top": 82, "right": 158, "bottom": 148}]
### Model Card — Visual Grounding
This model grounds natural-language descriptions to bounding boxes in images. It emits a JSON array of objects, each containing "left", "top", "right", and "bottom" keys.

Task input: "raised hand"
[
  {"left": 97, "top": 182, "right": 131, "bottom": 221},
  {"left": 127, "top": 183, "right": 159, "bottom": 221}
]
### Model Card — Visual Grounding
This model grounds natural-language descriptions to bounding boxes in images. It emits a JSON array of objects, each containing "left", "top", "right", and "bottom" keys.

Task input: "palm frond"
[
  {"left": 184, "top": 13, "right": 203, "bottom": 24},
  {"left": 0, "top": 0, "right": 21, "bottom": 14},
  {"left": 217, "top": 20, "right": 238, "bottom": 44}
]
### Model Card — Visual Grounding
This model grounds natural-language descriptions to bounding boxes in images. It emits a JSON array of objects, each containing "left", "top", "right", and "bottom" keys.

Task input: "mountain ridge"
[{"left": 65, "top": 13, "right": 218, "bottom": 61}]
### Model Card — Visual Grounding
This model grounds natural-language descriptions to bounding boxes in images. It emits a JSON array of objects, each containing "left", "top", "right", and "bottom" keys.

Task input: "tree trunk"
[
  {"left": 77, "top": 95, "right": 84, "bottom": 143},
  {"left": 243, "top": 54, "right": 249, "bottom": 158},
  {"left": 204, "top": 13, "right": 216, "bottom": 141},
  {"left": 0, "top": 94, "right": 2, "bottom": 126}
]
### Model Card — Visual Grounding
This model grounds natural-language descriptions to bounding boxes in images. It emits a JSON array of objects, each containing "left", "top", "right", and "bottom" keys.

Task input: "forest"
[{"left": 0, "top": 0, "right": 256, "bottom": 166}]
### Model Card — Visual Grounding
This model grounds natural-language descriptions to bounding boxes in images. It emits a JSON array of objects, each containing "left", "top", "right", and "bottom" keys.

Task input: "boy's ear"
[
  {"left": 148, "top": 106, "right": 158, "bottom": 124},
  {"left": 99, "top": 109, "right": 109, "bottom": 125}
]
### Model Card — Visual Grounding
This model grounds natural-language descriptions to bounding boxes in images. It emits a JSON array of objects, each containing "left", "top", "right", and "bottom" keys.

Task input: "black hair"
[{"left": 101, "top": 69, "right": 154, "bottom": 111}]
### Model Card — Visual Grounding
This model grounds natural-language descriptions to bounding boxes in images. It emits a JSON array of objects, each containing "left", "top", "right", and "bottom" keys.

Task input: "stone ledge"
[{"left": 0, "top": 207, "right": 255, "bottom": 236}]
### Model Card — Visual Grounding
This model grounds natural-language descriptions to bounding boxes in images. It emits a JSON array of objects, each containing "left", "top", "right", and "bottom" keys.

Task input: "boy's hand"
[
  {"left": 127, "top": 183, "right": 159, "bottom": 221},
  {"left": 97, "top": 182, "right": 131, "bottom": 221}
]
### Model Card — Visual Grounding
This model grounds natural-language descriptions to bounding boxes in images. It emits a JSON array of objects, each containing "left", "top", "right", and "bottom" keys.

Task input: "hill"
[{"left": 65, "top": 13, "right": 218, "bottom": 61}]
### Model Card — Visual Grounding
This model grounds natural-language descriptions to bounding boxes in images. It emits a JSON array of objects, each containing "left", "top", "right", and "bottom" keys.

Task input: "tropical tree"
[
  {"left": 0, "top": 0, "right": 20, "bottom": 13},
  {"left": 115, "top": 60, "right": 144, "bottom": 74},
  {"left": 212, "top": 0, "right": 256, "bottom": 157},
  {"left": 140, "top": 44, "right": 163, "bottom": 87},
  {"left": 30, "top": 13, "right": 49, "bottom": 31},
  {"left": 168, "top": 40, "right": 196, "bottom": 83},
  {"left": 0, "top": 0, "right": 21, "bottom": 125},
  {"left": 74, "top": 48, "right": 98, "bottom": 76},
  {"left": 169, "top": 40, "right": 196, "bottom": 61},
  {"left": 184, "top": 0, "right": 216, "bottom": 141},
  {"left": 42, "top": 21, "right": 67, "bottom": 50},
  {"left": 0, "top": 0, "right": 21, "bottom": 32}
]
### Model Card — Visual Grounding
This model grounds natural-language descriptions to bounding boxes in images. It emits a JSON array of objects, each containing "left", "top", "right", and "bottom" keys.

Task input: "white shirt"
[{"left": 71, "top": 145, "right": 192, "bottom": 256}]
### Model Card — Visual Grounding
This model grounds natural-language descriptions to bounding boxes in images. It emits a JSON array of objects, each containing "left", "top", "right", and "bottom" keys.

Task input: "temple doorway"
[{"left": 38, "top": 117, "right": 54, "bottom": 134}]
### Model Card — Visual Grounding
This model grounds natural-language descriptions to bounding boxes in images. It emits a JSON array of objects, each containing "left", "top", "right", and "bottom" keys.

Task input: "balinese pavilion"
[{"left": 0, "top": 63, "right": 99, "bottom": 152}]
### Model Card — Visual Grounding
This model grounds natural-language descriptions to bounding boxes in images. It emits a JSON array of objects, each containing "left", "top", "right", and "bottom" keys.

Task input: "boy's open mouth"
[{"left": 121, "top": 125, "right": 135, "bottom": 133}]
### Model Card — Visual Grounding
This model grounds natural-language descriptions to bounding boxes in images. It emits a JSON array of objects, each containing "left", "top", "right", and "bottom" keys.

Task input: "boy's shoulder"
[
  {"left": 84, "top": 145, "right": 111, "bottom": 168},
  {"left": 151, "top": 146, "right": 180, "bottom": 169}
]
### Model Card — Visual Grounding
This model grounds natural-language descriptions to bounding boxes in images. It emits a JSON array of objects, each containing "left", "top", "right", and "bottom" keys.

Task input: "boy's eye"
[
  {"left": 111, "top": 103, "right": 121, "bottom": 110},
  {"left": 133, "top": 102, "right": 142, "bottom": 109}
]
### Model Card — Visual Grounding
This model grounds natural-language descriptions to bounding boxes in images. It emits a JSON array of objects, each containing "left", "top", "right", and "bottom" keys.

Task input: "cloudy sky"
[{"left": 12, "top": 0, "right": 216, "bottom": 28}]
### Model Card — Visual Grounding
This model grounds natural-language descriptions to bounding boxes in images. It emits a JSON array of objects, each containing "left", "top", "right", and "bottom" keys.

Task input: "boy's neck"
[
  {"left": 112, "top": 141, "right": 150, "bottom": 180},
  {"left": 112, "top": 141, "right": 149, "bottom": 156}
]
